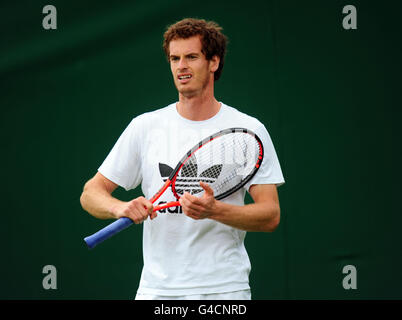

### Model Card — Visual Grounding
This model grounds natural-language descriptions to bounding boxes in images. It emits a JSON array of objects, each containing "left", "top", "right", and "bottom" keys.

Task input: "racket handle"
[
  {"left": 84, "top": 201, "right": 181, "bottom": 249},
  {"left": 84, "top": 217, "right": 133, "bottom": 249}
]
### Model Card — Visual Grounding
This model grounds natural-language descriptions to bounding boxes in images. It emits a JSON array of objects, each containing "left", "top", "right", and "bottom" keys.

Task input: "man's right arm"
[{"left": 80, "top": 172, "right": 155, "bottom": 223}]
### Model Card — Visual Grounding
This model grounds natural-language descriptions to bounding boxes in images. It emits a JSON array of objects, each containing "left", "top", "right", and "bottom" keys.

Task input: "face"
[{"left": 168, "top": 36, "right": 219, "bottom": 98}]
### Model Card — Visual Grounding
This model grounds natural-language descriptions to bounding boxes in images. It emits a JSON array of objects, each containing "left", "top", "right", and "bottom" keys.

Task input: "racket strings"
[{"left": 174, "top": 132, "right": 260, "bottom": 197}]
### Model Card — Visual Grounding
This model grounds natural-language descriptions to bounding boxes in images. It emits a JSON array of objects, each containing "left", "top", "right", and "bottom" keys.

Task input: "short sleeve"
[
  {"left": 244, "top": 124, "right": 285, "bottom": 191},
  {"left": 98, "top": 116, "right": 143, "bottom": 191}
]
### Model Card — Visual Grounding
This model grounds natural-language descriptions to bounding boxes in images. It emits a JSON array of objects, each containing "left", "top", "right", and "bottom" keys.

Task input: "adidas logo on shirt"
[{"left": 156, "top": 161, "right": 222, "bottom": 214}]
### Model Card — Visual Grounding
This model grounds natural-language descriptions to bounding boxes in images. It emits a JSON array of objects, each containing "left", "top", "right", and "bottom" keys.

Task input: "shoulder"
[
  {"left": 128, "top": 102, "right": 176, "bottom": 126},
  {"left": 221, "top": 103, "right": 265, "bottom": 130}
]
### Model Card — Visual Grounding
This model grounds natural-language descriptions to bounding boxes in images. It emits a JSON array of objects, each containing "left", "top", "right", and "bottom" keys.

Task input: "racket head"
[{"left": 168, "top": 128, "right": 263, "bottom": 201}]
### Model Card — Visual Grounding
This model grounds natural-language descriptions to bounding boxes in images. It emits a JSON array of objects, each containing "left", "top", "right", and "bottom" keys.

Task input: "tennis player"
[{"left": 80, "top": 18, "right": 285, "bottom": 300}]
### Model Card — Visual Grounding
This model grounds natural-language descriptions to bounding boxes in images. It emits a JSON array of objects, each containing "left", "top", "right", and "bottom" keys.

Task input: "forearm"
[
  {"left": 80, "top": 186, "right": 124, "bottom": 220},
  {"left": 210, "top": 200, "right": 280, "bottom": 232}
]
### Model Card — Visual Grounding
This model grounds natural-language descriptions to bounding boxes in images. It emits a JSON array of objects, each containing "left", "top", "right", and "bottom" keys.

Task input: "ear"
[{"left": 209, "top": 55, "right": 220, "bottom": 73}]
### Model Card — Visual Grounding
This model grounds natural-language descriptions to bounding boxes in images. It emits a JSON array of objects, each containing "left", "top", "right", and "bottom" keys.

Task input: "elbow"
[
  {"left": 80, "top": 192, "right": 86, "bottom": 210},
  {"left": 80, "top": 191, "right": 87, "bottom": 212},
  {"left": 80, "top": 183, "right": 89, "bottom": 212}
]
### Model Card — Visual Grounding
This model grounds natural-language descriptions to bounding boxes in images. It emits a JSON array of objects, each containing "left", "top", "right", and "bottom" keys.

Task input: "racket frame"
[{"left": 169, "top": 127, "right": 264, "bottom": 201}]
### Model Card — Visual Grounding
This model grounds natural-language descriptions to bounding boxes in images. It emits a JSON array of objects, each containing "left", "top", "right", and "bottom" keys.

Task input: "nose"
[{"left": 178, "top": 57, "right": 188, "bottom": 70}]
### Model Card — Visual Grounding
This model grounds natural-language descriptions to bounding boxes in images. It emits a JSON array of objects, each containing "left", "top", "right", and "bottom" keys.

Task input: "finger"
[
  {"left": 145, "top": 201, "right": 154, "bottom": 215},
  {"left": 179, "top": 192, "right": 191, "bottom": 206},
  {"left": 149, "top": 200, "right": 158, "bottom": 219},
  {"left": 200, "top": 181, "right": 214, "bottom": 196},
  {"left": 180, "top": 195, "right": 204, "bottom": 212},
  {"left": 181, "top": 192, "right": 204, "bottom": 206},
  {"left": 132, "top": 214, "right": 143, "bottom": 224},
  {"left": 129, "top": 206, "right": 147, "bottom": 224},
  {"left": 135, "top": 201, "right": 150, "bottom": 220},
  {"left": 140, "top": 198, "right": 157, "bottom": 220},
  {"left": 135, "top": 197, "right": 154, "bottom": 215},
  {"left": 182, "top": 207, "right": 201, "bottom": 220},
  {"left": 125, "top": 201, "right": 147, "bottom": 224},
  {"left": 128, "top": 211, "right": 143, "bottom": 224},
  {"left": 181, "top": 191, "right": 193, "bottom": 200},
  {"left": 130, "top": 197, "right": 154, "bottom": 221},
  {"left": 150, "top": 210, "right": 158, "bottom": 220}
]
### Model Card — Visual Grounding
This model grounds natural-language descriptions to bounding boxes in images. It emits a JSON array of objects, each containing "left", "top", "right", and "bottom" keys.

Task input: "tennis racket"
[{"left": 84, "top": 127, "right": 263, "bottom": 249}]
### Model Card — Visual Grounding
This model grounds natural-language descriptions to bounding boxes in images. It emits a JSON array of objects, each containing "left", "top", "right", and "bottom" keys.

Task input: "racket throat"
[
  {"left": 153, "top": 201, "right": 181, "bottom": 212},
  {"left": 149, "top": 179, "right": 171, "bottom": 204}
]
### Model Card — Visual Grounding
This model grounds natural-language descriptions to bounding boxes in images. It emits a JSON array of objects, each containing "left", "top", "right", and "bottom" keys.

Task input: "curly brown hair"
[{"left": 163, "top": 18, "right": 228, "bottom": 81}]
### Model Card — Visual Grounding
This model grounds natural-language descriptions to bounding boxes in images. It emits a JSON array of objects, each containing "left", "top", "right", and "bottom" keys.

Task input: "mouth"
[{"left": 177, "top": 73, "right": 192, "bottom": 83}]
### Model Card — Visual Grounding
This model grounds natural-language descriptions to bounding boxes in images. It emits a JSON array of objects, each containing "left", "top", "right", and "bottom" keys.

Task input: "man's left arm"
[{"left": 179, "top": 182, "right": 280, "bottom": 232}]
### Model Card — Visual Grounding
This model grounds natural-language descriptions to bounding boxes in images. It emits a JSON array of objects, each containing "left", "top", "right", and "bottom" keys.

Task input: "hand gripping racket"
[{"left": 84, "top": 127, "right": 264, "bottom": 249}]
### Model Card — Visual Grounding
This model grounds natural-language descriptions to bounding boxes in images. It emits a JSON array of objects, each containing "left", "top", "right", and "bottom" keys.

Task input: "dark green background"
[{"left": 1, "top": 0, "right": 401, "bottom": 299}]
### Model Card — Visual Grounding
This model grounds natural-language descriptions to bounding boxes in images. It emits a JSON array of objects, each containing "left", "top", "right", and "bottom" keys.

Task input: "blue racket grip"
[{"left": 84, "top": 217, "right": 133, "bottom": 249}]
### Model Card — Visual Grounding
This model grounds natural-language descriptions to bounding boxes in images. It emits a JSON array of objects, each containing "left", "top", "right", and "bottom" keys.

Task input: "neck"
[{"left": 176, "top": 81, "right": 220, "bottom": 121}]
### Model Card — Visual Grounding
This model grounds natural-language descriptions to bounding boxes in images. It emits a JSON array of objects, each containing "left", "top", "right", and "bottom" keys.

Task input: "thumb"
[
  {"left": 200, "top": 181, "right": 214, "bottom": 196},
  {"left": 143, "top": 201, "right": 157, "bottom": 220},
  {"left": 141, "top": 199, "right": 154, "bottom": 214}
]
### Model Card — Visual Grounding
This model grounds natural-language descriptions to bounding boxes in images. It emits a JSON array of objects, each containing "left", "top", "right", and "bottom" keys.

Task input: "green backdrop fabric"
[{"left": 1, "top": 0, "right": 401, "bottom": 299}]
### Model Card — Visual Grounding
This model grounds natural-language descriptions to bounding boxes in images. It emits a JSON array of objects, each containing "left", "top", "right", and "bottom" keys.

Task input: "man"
[{"left": 80, "top": 18, "right": 285, "bottom": 300}]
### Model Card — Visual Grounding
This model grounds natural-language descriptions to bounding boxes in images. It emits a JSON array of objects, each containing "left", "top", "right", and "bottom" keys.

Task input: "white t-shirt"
[{"left": 98, "top": 102, "right": 285, "bottom": 296}]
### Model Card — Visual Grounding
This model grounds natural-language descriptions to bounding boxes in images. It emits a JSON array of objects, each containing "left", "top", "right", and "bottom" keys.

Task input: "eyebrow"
[{"left": 169, "top": 53, "right": 200, "bottom": 59}]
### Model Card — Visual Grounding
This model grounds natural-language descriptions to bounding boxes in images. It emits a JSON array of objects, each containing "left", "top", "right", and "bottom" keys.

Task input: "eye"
[{"left": 170, "top": 56, "right": 179, "bottom": 62}]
